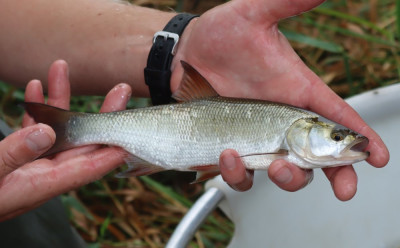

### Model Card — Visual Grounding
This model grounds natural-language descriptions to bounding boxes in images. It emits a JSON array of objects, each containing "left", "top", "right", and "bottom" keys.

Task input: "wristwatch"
[{"left": 144, "top": 13, "right": 199, "bottom": 105}]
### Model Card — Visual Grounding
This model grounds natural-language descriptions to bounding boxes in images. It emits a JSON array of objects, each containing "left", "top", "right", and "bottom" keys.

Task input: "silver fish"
[{"left": 25, "top": 61, "right": 369, "bottom": 182}]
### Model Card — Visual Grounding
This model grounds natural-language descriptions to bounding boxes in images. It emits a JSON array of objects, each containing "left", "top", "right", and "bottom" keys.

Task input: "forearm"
[{"left": 0, "top": 0, "right": 175, "bottom": 96}]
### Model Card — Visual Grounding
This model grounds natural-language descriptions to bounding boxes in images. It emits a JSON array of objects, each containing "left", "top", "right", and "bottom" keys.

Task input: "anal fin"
[
  {"left": 189, "top": 164, "right": 220, "bottom": 183},
  {"left": 115, "top": 154, "right": 165, "bottom": 178}
]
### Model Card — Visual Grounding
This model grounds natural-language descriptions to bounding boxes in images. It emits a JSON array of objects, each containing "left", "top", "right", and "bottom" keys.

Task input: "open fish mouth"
[
  {"left": 341, "top": 136, "right": 370, "bottom": 158},
  {"left": 349, "top": 137, "right": 369, "bottom": 152},
  {"left": 350, "top": 136, "right": 369, "bottom": 152}
]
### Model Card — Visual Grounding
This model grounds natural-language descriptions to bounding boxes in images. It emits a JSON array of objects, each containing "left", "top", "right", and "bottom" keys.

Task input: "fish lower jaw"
[
  {"left": 290, "top": 154, "right": 368, "bottom": 169},
  {"left": 285, "top": 153, "right": 353, "bottom": 169}
]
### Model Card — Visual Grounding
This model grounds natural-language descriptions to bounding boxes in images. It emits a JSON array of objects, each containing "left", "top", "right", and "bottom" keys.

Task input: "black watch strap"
[{"left": 144, "top": 13, "right": 199, "bottom": 105}]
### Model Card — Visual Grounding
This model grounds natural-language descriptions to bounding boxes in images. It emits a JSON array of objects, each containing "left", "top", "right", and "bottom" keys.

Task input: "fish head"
[{"left": 286, "top": 118, "right": 369, "bottom": 168}]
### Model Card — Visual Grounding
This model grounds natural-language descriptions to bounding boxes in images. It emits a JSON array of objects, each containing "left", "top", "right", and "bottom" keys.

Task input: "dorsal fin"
[{"left": 172, "top": 61, "right": 219, "bottom": 102}]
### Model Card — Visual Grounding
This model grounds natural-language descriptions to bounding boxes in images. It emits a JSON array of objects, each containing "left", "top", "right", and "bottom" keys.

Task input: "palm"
[
  {"left": 173, "top": 0, "right": 322, "bottom": 106},
  {"left": 0, "top": 146, "right": 124, "bottom": 220}
]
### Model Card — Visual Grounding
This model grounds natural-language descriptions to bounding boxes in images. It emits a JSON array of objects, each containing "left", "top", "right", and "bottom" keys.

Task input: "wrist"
[
  {"left": 170, "top": 17, "right": 198, "bottom": 94},
  {"left": 122, "top": 7, "right": 176, "bottom": 96}
]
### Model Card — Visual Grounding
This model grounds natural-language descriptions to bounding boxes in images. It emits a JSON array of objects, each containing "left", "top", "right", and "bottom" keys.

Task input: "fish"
[{"left": 24, "top": 61, "right": 370, "bottom": 182}]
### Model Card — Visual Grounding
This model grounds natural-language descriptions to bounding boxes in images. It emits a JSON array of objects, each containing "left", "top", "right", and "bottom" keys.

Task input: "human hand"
[
  {"left": 171, "top": 0, "right": 389, "bottom": 200},
  {"left": 0, "top": 60, "right": 131, "bottom": 221}
]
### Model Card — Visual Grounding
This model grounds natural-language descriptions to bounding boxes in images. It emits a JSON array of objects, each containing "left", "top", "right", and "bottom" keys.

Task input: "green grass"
[{"left": 278, "top": 0, "right": 399, "bottom": 97}]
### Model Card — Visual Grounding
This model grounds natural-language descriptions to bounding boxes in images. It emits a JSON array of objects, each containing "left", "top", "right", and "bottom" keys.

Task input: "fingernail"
[
  {"left": 222, "top": 155, "right": 236, "bottom": 171},
  {"left": 26, "top": 129, "right": 53, "bottom": 152},
  {"left": 65, "top": 62, "right": 69, "bottom": 78},
  {"left": 274, "top": 166, "right": 293, "bottom": 184},
  {"left": 58, "top": 60, "right": 69, "bottom": 77}
]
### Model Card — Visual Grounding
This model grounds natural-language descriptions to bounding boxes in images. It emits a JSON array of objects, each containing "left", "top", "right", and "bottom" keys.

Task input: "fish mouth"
[
  {"left": 341, "top": 136, "right": 370, "bottom": 159},
  {"left": 350, "top": 136, "right": 369, "bottom": 152}
]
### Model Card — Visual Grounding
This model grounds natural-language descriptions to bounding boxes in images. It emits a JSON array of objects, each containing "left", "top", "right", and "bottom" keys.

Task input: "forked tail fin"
[{"left": 24, "top": 102, "right": 81, "bottom": 157}]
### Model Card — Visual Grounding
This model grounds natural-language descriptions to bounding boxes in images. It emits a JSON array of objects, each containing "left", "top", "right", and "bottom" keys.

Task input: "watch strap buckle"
[{"left": 153, "top": 31, "right": 180, "bottom": 55}]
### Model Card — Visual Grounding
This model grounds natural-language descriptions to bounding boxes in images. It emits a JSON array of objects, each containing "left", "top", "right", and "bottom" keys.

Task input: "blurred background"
[{"left": 0, "top": 0, "right": 398, "bottom": 247}]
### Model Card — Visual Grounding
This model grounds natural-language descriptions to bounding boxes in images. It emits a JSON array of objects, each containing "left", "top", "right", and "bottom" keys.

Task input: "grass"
[
  {"left": 279, "top": 0, "right": 399, "bottom": 96},
  {"left": 0, "top": 0, "right": 399, "bottom": 247}
]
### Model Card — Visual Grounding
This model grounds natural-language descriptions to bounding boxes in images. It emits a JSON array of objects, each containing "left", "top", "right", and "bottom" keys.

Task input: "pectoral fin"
[
  {"left": 240, "top": 149, "right": 289, "bottom": 158},
  {"left": 115, "top": 155, "right": 165, "bottom": 178},
  {"left": 239, "top": 149, "right": 289, "bottom": 170}
]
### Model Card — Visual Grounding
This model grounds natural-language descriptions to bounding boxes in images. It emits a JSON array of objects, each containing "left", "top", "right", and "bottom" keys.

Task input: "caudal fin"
[{"left": 24, "top": 102, "right": 80, "bottom": 157}]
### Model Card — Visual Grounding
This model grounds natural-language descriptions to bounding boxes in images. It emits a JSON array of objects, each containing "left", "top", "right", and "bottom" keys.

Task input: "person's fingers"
[
  {"left": 220, "top": 149, "right": 254, "bottom": 191},
  {"left": 100, "top": 83, "right": 132, "bottom": 113},
  {"left": 304, "top": 73, "right": 389, "bottom": 168},
  {"left": 47, "top": 60, "right": 71, "bottom": 109},
  {"left": 0, "top": 146, "right": 127, "bottom": 221},
  {"left": 230, "top": 0, "right": 325, "bottom": 25},
  {"left": 323, "top": 165, "right": 357, "bottom": 201},
  {"left": 51, "top": 144, "right": 101, "bottom": 164},
  {"left": 268, "top": 159, "right": 313, "bottom": 192},
  {"left": 0, "top": 124, "right": 55, "bottom": 179},
  {"left": 22, "top": 80, "right": 45, "bottom": 127},
  {"left": 27, "top": 147, "right": 126, "bottom": 195}
]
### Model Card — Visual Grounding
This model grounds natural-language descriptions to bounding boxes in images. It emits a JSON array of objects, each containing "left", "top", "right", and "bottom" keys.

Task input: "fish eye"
[{"left": 331, "top": 132, "right": 344, "bottom": 142}]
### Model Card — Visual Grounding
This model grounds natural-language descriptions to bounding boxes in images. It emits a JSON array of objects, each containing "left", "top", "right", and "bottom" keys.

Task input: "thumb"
[
  {"left": 219, "top": 149, "right": 254, "bottom": 191},
  {"left": 231, "top": 0, "right": 325, "bottom": 25},
  {"left": 0, "top": 124, "right": 55, "bottom": 179}
]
